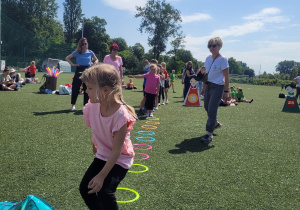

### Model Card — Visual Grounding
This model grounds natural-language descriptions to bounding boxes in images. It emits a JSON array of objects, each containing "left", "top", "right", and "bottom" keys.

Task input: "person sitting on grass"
[
  {"left": 219, "top": 97, "right": 238, "bottom": 106},
  {"left": 0, "top": 68, "right": 18, "bottom": 91},
  {"left": 236, "top": 87, "right": 253, "bottom": 103},
  {"left": 125, "top": 78, "right": 137, "bottom": 90},
  {"left": 230, "top": 86, "right": 237, "bottom": 99}
]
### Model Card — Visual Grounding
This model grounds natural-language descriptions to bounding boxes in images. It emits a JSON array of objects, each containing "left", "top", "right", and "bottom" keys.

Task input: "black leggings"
[
  {"left": 71, "top": 66, "right": 89, "bottom": 105},
  {"left": 79, "top": 158, "right": 128, "bottom": 210}
]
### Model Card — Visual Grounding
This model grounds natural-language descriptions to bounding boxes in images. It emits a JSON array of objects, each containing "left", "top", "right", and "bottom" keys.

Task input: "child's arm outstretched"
[
  {"left": 128, "top": 74, "right": 145, "bottom": 79},
  {"left": 87, "top": 124, "right": 127, "bottom": 194}
]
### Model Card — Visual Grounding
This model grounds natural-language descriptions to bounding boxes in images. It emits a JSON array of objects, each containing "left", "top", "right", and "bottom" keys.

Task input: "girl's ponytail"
[{"left": 118, "top": 93, "right": 138, "bottom": 119}]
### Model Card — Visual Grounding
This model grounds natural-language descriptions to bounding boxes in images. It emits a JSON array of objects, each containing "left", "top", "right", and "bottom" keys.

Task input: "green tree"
[
  {"left": 275, "top": 60, "right": 299, "bottom": 74},
  {"left": 168, "top": 36, "right": 185, "bottom": 62},
  {"left": 129, "top": 43, "right": 145, "bottom": 61},
  {"left": 76, "top": 16, "right": 110, "bottom": 59},
  {"left": 135, "top": 0, "right": 182, "bottom": 60},
  {"left": 244, "top": 68, "right": 255, "bottom": 77},
  {"left": 2, "top": 0, "right": 63, "bottom": 42},
  {"left": 110, "top": 38, "right": 129, "bottom": 52},
  {"left": 176, "top": 49, "right": 193, "bottom": 63},
  {"left": 228, "top": 57, "right": 242, "bottom": 75},
  {"left": 63, "top": 0, "right": 82, "bottom": 43}
]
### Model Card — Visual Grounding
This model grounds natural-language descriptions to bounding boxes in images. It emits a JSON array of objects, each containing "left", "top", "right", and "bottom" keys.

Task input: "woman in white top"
[{"left": 200, "top": 37, "right": 230, "bottom": 143}]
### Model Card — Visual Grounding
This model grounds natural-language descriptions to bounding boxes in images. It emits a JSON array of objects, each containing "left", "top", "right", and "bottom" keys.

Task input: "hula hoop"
[
  {"left": 133, "top": 144, "right": 152, "bottom": 150},
  {"left": 141, "top": 125, "right": 157, "bottom": 129},
  {"left": 146, "top": 121, "right": 160, "bottom": 125},
  {"left": 146, "top": 117, "right": 159, "bottom": 121},
  {"left": 137, "top": 131, "right": 155, "bottom": 135},
  {"left": 134, "top": 153, "right": 149, "bottom": 160},
  {"left": 128, "top": 163, "right": 149, "bottom": 173},
  {"left": 116, "top": 188, "right": 140, "bottom": 203},
  {"left": 136, "top": 137, "right": 156, "bottom": 142}
]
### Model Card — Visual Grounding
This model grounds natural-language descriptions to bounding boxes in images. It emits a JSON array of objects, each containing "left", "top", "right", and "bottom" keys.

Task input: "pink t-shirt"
[
  {"left": 144, "top": 73, "right": 160, "bottom": 94},
  {"left": 103, "top": 55, "right": 123, "bottom": 76},
  {"left": 83, "top": 102, "right": 136, "bottom": 169}
]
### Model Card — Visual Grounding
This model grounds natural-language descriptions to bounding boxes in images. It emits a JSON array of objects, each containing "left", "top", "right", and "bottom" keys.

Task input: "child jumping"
[
  {"left": 128, "top": 64, "right": 160, "bottom": 117},
  {"left": 79, "top": 64, "right": 137, "bottom": 209}
]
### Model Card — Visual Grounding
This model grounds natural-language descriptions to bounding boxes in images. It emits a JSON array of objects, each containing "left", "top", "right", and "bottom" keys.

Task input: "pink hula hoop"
[
  {"left": 134, "top": 153, "right": 150, "bottom": 161},
  {"left": 133, "top": 144, "right": 152, "bottom": 150}
]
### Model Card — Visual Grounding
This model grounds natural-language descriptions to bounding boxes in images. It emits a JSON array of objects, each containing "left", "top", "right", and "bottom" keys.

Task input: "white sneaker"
[
  {"left": 158, "top": 103, "right": 161, "bottom": 106},
  {"left": 155, "top": 106, "right": 158, "bottom": 110},
  {"left": 166, "top": 99, "right": 169, "bottom": 104},
  {"left": 162, "top": 101, "right": 165, "bottom": 105},
  {"left": 70, "top": 105, "right": 76, "bottom": 111},
  {"left": 150, "top": 113, "right": 153, "bottom": 117}
]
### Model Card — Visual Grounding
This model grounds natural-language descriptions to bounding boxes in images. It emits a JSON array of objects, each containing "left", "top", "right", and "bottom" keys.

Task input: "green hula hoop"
[
  {"left": 116, "top": 187, "right": 140, "bottom": 203},
  {"left": 128, "top": 163, "right": 149, "bottom": 173}
]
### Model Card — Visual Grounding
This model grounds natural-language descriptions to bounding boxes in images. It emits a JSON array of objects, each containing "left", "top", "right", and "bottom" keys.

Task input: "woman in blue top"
[{"left": 66, "top": 37, "right": 98, "bottom": 111}]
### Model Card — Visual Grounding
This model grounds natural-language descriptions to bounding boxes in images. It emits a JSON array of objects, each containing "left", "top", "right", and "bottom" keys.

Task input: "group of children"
[
  {"left": 219, "top": 85, "right": 253, "bottom": 106},
  {"left": 128, "top": 59, "right": 176, "bottom": 117}
]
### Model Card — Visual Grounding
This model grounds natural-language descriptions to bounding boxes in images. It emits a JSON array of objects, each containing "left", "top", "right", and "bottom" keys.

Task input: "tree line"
[{"left": 1, "top": 0, "right": 299, "bottom": 84}]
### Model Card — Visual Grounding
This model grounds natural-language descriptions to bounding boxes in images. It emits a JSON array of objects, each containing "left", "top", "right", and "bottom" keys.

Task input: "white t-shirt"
[
  {"left": 205, "top": 55, "right": 229, "bottom": 85},
  {"left": 296, "top": 76, "right": 300, "bottom": 87}
]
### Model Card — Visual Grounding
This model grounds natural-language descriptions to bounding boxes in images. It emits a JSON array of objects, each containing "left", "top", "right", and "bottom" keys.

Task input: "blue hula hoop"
[{"left": 136, "top": 136, "right": 156, "bottom": 142}]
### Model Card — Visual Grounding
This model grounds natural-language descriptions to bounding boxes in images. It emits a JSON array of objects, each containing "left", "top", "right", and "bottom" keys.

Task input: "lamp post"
[{"left": 81, "top": 14, "right": 85, "bottom": 38}]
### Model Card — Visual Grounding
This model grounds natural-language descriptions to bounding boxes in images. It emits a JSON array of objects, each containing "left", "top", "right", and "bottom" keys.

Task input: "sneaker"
[
  {"left": 158, "top": 103, "right": 161, "bottom": 106},
  {"left": 166, "top": 99, "right": 169, "bottom": 104},
  {"left": 70, "top": 105, "right": 76, "bottom": 111},
  {"left": 138, "top": 109, "right": 144, "bottom": 116},
  {"left": 150, "top": 113, "right": 153, "bottom": 117},
  {"left": 215, "top": 121, "right": 222, "bottom": 130},
  {"left": 201, "top": 134, "right": 213, "bottom": 144},
  {"left": 249, "top": 99, "right": 253, "bottom": 103},
  {"left": 162, "top": 101, "right": 165, "bottom": 105},
  {"left": 155, "top": 106, "right": 158, "bottom": 110}
]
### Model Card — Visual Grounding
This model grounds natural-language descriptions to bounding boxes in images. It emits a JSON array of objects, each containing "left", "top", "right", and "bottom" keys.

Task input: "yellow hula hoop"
[
  {"left": 145, "top": 121, "right": 160, "bottom": 125},
  {"left": 116, "top": 187, "right": 140, "bottom": 203},
  {"left": 128, "top": 164, "right": 149, "bottom": 173}
]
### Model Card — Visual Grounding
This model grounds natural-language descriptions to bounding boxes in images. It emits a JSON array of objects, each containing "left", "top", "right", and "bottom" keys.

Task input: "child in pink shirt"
[
  {"left": 128, "top": 64, "right": 160, "bottom": 117},
  {"left": 79, "top": 63, "right": 137, "bottom": 209}
]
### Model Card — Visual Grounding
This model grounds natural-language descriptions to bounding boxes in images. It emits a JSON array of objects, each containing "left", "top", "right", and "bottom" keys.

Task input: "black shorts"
[
  {"left": 164, "top": 80, "right": 170, "bottom": 89},
  {"left": 31, "top": 74, "right": 36, "bottom": 78}
]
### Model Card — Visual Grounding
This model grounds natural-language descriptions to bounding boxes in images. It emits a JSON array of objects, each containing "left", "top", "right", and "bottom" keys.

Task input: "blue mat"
[{"left": 0, "top": 195, "right": 54, "bottom": 210}]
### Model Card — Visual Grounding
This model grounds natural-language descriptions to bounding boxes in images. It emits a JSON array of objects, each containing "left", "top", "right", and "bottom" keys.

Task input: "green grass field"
[{"left": 1, "top": 72, "right": 299, "bottom": 209}]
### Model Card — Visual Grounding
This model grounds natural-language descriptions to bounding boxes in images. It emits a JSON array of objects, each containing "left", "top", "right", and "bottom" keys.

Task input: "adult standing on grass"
[
  {"left": 66, "top": 37, "right": 99, "bottom": 111},
  {"left": 103, "top": 43, "right": 124, "bottom": 85},
  {"left": 183, "top": 61, "right": 196, "bottom": 99},
  {"left": 162, "top": 62, "right": 170, "bottom": 104},
  {"left": 200, "top": 37, "right": 230, "bottom": 143},
  {"left": 293, "top": 72, "right": 300, "bottom": 104}
]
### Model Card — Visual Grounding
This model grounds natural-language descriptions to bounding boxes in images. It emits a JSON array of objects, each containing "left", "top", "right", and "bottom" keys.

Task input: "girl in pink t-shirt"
[
  {"left": 79, "top": 63, "right": 137, "bottom": 209},
  {"left": 128, "top": 64, "right": 160, "bottom": 117}
]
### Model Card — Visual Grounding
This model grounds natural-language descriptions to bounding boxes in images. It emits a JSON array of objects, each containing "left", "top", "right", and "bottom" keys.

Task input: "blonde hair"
[
  {"left": 207, "top": 36, "right": 223, "bottom": 48},
  {"left": 80, "top": 63, "right": 137, "bottom": 119},
  {"left": 31, "top": 61, "right": 35, "bottom": 65}
]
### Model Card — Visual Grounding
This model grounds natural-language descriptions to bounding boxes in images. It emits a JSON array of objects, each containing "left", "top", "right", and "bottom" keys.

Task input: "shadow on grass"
[
  {"left": 169, "top": 136, "right": 214, "bottom": 154},
  {"left": 33, "top": 109, "right": 78, "bottom": 115}
]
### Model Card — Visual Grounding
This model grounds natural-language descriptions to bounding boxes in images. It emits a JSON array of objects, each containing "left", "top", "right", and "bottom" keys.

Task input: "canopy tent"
[{"left": 41, "top": 58, "right": 71, "bottom": 73}]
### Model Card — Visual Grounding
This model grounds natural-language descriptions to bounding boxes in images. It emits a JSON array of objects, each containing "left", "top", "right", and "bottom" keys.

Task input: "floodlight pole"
[{"left": 81, "top": 14, "right": 85, "bottom": 38}]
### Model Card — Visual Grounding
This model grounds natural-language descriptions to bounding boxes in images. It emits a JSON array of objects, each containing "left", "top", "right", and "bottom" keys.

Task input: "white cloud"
[
  {"left": 102, "top": 0, "right": 147, "bottom": 13},
  {"left": 182, "top": 13, "right": 211, "bottom": 23},
  {"left": 243, "top": 7, "right": 289, "bottom": 23},
  {"left": 212, "top": 21, "right": 264, "bottom": 37}
]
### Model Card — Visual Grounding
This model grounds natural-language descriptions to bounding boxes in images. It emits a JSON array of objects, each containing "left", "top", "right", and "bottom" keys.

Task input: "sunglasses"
[
  {"left": 208, "top": 44, "right": 218, "bottom": 48},
  {"left": 82, "top": 42, "right": 88, "bottom": 46},
  {"left": 112, "top": 48, "right": 118, "bottom": 51}
]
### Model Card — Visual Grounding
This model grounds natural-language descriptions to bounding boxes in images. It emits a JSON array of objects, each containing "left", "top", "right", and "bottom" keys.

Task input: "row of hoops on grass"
[{"left": 116, "top": 118, "right": 160, "bottom": 204}]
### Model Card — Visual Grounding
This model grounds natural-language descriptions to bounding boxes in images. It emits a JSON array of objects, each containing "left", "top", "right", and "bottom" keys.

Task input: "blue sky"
[{"left": 55, "top": 0, "right": 300, "bottom": 74}]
